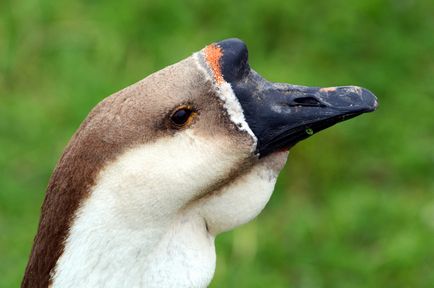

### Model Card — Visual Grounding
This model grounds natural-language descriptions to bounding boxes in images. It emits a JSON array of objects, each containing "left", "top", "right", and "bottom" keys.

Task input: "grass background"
[{"left": 1, "top": 0, "right": 433, "bottom": 287}]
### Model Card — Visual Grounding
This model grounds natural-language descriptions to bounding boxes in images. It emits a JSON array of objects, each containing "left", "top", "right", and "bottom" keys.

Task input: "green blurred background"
[{"left": 1, "top": 0, "right": 433, "bottom": 287}]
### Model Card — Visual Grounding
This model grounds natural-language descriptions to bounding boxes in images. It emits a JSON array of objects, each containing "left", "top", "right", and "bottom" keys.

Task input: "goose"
[{"left": 22, "top": 38, "right": 377, "bottom": 288}]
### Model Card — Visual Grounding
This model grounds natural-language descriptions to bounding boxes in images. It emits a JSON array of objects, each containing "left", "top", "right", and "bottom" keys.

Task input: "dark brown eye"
[{"left": 170, "top": 106, "right": 196, "bottom": 128}]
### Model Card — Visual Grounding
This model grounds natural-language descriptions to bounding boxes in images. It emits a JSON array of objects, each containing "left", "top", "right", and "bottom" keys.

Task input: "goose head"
[{"left": 23, "top": 38, "right": 377, "bottom": 288}]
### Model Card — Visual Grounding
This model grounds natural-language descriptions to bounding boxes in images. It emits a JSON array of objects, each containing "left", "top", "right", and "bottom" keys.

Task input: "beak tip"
[{"left": 361, "top": 88, "right": 379, "bottom": 112}]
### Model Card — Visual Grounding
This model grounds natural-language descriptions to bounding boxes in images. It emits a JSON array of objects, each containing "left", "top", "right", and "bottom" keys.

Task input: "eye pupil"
[{"left": 171, "top": 108, "right": 193, "bottom": 126}]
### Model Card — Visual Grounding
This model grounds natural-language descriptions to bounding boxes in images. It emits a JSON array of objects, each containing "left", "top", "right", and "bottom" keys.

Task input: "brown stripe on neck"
[
  {"left": 21, "top": 91, "right": 156, "bottom": 287},
  {"left": 22, "top": 117, "right": 109, "bottom": 287}
]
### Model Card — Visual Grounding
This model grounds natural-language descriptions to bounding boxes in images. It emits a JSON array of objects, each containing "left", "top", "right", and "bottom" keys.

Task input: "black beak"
[{"left": 216, "top": 38, "right": 378, "bottom": 157}]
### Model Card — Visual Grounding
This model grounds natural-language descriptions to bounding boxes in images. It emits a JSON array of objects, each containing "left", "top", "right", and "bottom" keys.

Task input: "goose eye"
[{"left": 170, "top": 106, "right": 195, "bottom": 128}]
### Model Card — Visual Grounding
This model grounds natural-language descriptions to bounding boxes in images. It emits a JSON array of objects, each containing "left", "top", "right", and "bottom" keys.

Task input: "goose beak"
[{"left": 237, "top": 80, "right": 378, "bottom": 157}]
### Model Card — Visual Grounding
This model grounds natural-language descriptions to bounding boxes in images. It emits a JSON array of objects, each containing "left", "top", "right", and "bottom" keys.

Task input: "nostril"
[{"left": 290, "top": 96, "right": 325, "bottom": 107}]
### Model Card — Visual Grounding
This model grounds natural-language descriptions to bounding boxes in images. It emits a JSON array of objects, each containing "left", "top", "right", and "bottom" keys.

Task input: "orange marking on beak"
[
  {"left": 319, "top": 87, "right": 337, "bottom": 93},
  {"left": 204, "top": 44, "right": 224, "bottom": 84}
]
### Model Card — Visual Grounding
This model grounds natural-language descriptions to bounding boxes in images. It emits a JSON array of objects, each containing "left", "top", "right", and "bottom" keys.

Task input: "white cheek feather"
[
  {"left": 193, "top": 52, "right": 258, "bottom": 151},
  {"left": 51, "top": 131, "right": 246, "bottom": 288}
]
